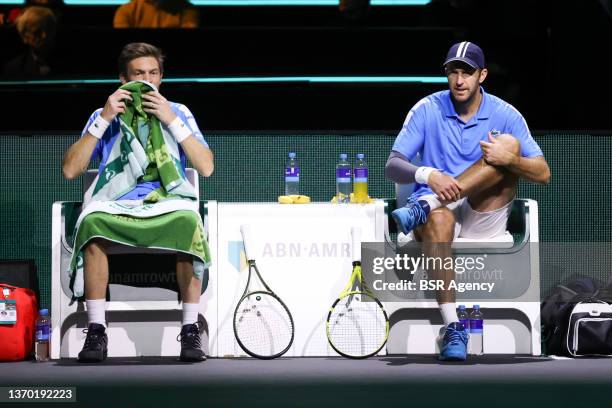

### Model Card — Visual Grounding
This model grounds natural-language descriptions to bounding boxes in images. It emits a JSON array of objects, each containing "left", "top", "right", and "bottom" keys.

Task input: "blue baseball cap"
[{"left": 443, "top": 41, "right": 485, "bottom": 69}]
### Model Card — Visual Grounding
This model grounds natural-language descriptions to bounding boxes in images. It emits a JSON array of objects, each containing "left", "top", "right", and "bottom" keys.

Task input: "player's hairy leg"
[
  {"left": 84, "top": 238, "right": 110, "bottom": 299},
  {"left": 413, "top": 135, "right": 520, "bottom": 303},
  {"left": 448, "top": 134, "right": 521, "bottom": 210},
  {"left": 414, "top": 208, "right": 455, "bottom": 304},
  {"left": 176, "top": 253, "right": 202, "bottom": 303}
]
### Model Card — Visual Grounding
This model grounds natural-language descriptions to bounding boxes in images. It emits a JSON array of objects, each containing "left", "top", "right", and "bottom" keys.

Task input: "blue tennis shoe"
[
  {"left": 391, "top": 196, "right": 429, "bottom": 235},
  {"left": 438, "top": 322, "right": 468, "bottom": 361}
]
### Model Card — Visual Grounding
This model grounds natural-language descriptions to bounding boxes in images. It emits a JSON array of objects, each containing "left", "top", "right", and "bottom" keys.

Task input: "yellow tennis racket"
[{"left": 326, "top": 227, "right": 389, "bottom": 358}]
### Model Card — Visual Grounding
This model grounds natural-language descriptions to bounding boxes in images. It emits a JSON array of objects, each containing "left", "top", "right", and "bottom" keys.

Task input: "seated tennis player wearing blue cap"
[{"left": 385, "top": 41, "right": 551, "bottom": 361}]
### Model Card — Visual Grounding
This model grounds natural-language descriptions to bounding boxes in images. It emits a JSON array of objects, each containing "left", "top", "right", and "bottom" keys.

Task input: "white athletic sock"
[
  {"left": 420, "top": 194, "right": 442, "bottom": 212},
  {"left": 86, "top": 299, "right": 107, "bottom": 328},
  {"left": 182, "top": 302, "right": 199, "bottom": 326},
  {"left": 439, "top": 303, "right": 459, "bottom": 326}
]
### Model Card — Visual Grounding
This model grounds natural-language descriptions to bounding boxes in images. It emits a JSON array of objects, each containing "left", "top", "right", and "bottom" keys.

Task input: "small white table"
[{"left": 209, "top": 201, "right": 387, "bottom": 357}]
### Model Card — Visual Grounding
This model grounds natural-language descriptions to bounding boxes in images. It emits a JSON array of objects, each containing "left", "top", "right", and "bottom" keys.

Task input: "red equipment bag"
[{"left": 0, "top": 284, "right": 38, "bottom": 361}]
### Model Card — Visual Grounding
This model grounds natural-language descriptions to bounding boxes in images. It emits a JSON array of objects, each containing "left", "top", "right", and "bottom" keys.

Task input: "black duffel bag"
[
  {"left": 565, "top": 300, "right": 612, "bottom": 356},
  {"left": 542, "top": 277, "right": 612, "bottom": 356}
]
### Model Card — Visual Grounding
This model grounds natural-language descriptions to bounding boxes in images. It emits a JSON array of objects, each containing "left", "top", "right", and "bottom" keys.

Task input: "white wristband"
[
  {"left": 415, "top": 166, "right": 436, "bottom": 184},
  {"left": 167, "top": 117, "right": 192, "bottom": 143},
  {"left": 87, "top": 115, "right": 110, "bottom": 140}
]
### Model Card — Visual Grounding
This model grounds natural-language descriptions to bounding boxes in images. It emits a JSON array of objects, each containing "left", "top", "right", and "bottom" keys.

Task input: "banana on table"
[
  {"left": 277, "top": 193, "right": 376, "bottom": 204},
  {"left": 277, "top": 195, "right": 311, "bottom": 204},
  {"left": 330, "top": 193, "right": 376, "bottom": 204}
]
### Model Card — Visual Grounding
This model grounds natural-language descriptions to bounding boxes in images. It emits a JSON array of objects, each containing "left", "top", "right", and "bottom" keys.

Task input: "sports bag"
[
  {"left": 541, "top": 277, "right": 597, "bottom": 356},
  {"left": 566, "top": 300, "right": 612, "bottom": 357},
  {"left": 0, "top": 284, "right": 38, "bottom": 361},
  {"left": 542, "top": 277, "right": 612, "bottom": 356}
]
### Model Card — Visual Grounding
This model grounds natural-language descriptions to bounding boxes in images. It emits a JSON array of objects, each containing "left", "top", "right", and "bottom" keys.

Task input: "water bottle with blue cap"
[
  {"left": 336, "top": 153, "right": 351, "bottom": 203},
  {"left": 284, "top": 152, "right": 300, "bottom": 195}
]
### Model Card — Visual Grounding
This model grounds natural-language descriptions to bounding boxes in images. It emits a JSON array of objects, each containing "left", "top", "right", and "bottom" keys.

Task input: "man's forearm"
[
  {"left": 180, "top": 136, "right": 214, "bottom": 178},
  {"left": 62, "top": 134, "right": 98, "bottom": 180},
  {"left": 506, "top": 155, "right": 551, "bottom": 184}
]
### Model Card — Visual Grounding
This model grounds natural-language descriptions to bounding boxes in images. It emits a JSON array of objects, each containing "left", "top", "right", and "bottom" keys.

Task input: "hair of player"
[{"left": 118, "top": 42, "right": 165, "bottom": 76}]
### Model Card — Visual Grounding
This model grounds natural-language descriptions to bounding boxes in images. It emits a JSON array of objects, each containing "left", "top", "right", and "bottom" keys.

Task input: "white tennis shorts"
[{"left": 446, "top": 197, "right": 513, "bottom": 240}]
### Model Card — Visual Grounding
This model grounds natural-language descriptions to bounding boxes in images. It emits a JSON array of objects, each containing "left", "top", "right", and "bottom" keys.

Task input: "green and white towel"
[
  {"left": 90, "top": 80, "right": 196, "bottom": 202},
  {"left": 68, "top": 200, "right": 211, "bottom": 298},
  {"left": 68, "top": 80, "right": 211, "bottom": 298}
]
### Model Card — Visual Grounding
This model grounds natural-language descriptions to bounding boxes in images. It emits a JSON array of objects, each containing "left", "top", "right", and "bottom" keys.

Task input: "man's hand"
[
  {"left": 428, "top": 170, "right": 461, "bottom": 202},
  {"left": 479, "top": 132, "right": 518, "bottom": 166},
  {"left": 142, "top": 91, "right": 177, "bottom": 126},
  {"left": 100, "top": 89, "right": 132, "bottom": 122}
]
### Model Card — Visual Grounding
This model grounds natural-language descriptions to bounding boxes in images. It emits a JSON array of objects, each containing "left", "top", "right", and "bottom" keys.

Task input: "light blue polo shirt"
[
  {"left": 81, "top": 102, "right": 209, "bottom": 200},
  {"left": 392, "top": 88, "right": 543, "bottom": 198}
]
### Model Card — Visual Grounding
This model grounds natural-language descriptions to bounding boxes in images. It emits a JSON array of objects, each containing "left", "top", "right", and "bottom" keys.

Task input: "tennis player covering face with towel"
[
  {"left": 385, "top": 41, "right": 551, "bottom": 361},
  {"left": 62, "top": 42, "right": 214, "bottom": 363}
]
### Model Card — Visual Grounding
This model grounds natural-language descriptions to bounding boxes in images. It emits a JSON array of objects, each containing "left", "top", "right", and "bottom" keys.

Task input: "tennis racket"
[
  {"left": 233, "top": 224, "right": 295, "bottom": 359},
  {"left": 326, "top": 227, "right": 389, "bottom": 359}
]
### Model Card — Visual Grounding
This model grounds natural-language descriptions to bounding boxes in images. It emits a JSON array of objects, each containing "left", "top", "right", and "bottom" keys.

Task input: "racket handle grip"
[
  {"left": 240, "top": 224, "right": 255, "bottom": 261},
  {"left": 351, "top": 227, "right": 362, "bottom": 262}
]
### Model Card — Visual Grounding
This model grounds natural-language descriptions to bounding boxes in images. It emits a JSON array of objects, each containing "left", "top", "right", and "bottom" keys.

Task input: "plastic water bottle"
[
  {"left": 353, "top": 153, "right": 368, "bottom": 202},
  {"left": 469, "top": 305, "right": 484, "bottom": 355},
  {"left": 284, "top": 152, "right": 300, "bottom": 195},
  {"left": 336, "top": 153, "right": 351, "bottom": 203},
  {"left": 35, "top": 309, "right": 51, "bottom": 362},
  {"left": 457, "top": 305, "right": 470, "bottom": 333}
]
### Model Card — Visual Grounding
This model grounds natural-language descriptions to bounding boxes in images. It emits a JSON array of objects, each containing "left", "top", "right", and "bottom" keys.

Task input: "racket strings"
[
  {"left": 234, "top": 293, "right": 293, "bottom": 357},
  {"left": 328, "top": 294, "right": 387, "bottom": 357}
]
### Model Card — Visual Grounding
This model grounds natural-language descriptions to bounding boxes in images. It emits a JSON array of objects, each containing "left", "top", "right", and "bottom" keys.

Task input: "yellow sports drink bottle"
[{"left": 353, "top": 153, "right": 368, "bottom": 203}]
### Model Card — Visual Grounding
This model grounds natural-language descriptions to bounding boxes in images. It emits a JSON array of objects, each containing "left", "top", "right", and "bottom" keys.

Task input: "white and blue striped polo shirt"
[
  {"left": 392, "top": 88, "right": 543, "bottom": 198},
  {"left": 80, "top": 102, "right": 209, "bottom": 200}
]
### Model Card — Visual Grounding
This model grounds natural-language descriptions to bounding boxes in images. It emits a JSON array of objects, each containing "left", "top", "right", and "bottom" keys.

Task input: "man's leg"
[
  {"left": 176, "top": 253, "right": 206, "bottom": 362},
  {"left": 411, "top": 135, "right": 522, "bottom": 360},
  {"left": 414, "top": 209, "right": 468, "bottom": 361},
  {"left": 176, "top": 253, "right": 203, "bottom": 324},
  {"left": 414, "top": 207, "right": 459, "bottom": 324},
  {"left": 426, "top": 134, "right": 521, "bottom": 212},
  {"left": 84, "top": 239, "right": 109, "bottom": 301},
  {"left": 79, "top": 238, "right": 110, "bottom": 362},
  {"left": 404, "top": 135, "right": 521, "bottom": 295},
  {"left": 452, "top": 135, "right": 520, "bottom": 211},
  {"left": 393, "top": 134, "right": 521, "bottom": 233},
  {"left": 414, "top": 208, "right": 456, "bottom": 309}
]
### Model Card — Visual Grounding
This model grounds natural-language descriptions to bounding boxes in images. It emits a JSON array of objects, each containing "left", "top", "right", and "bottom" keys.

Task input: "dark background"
[{"left": 1, "top": 0, "right": 611, "bottom": 132}]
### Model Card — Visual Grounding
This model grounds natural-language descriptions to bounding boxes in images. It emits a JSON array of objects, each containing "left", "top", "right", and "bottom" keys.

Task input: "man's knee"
[
  {"left": 418, "top": 208, "right": 455, "bottom": 242},
  {"left": 176, "top": 253, "right": 195, "bottom": 278},
  {"left": 84, "top": 238, "right": 108, "bottom": 260},
  {"left": 496, "top": 134, "right": 521, "bottom": 156}
]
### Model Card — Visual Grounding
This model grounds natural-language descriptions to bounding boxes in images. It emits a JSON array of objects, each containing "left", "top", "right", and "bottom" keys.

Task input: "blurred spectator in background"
[
  {"left": 114, "top": 0, "right": 199, "bottom": 28},
  {"left": 6, "top": 0, "right": 63, "bottom": 25},
  {"left": 3, "top": 6, "right": 57, "bottom": 78}
]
